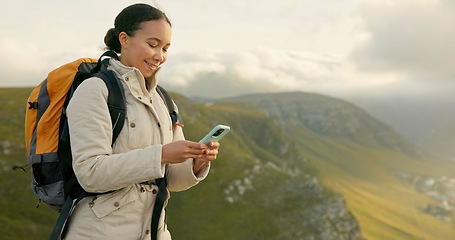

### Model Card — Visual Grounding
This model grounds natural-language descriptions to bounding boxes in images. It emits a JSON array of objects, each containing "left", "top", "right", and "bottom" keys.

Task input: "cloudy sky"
[{"left": 1, "top": 0, "right": 454, "bottom": 103}]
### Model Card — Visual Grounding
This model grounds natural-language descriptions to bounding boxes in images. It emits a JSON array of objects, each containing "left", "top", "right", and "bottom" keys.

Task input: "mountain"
[
  {"left": 209, "top": 91, "right": 455, "bottom": 240},
  {"left": 216, "top": 92, "right": 423, "bottom": 159},
  {"left": 348, "top": 95, "right": 455, "bottom": 161},
  {"left": 1, "top": 88, "right": 455, "bottom": 239}
]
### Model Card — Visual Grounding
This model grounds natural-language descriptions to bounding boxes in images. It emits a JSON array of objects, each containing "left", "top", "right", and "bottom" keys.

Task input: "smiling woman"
[{"left": 60, "top": 3, "right": 223, "bottom": 240}]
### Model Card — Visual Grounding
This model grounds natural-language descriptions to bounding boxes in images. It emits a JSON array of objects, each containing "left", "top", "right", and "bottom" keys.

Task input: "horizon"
[{"left": 1, "top": 0, "right": 454, "bottom": 101}]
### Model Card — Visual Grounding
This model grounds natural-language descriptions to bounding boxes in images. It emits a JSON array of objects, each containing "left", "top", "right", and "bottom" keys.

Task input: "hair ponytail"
[{"left": 104, "top": 28, "right": 121, "bottom": 53}]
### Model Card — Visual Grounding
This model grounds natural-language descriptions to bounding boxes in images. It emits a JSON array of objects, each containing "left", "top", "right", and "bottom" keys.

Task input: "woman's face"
[{"left": 119, "top": 19, "right": 171, "bottom": 79}]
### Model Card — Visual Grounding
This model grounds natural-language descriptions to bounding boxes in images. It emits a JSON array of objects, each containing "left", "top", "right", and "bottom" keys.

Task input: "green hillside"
[
  {"left": 0, "top": 88, "right": 59, "bottom": 240},
  {"left": 2, "top": 88, "right": 454, "bottom": 240},
  {"left": 164, "top": 93, "right": 361, "bottom": 239},
  {"left": 216, "top": 92, "right": 455, "bottom": 240}
]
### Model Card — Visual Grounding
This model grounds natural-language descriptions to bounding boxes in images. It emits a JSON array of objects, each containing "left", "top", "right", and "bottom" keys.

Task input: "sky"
[{"left": 1, "top": 0, "right": 454, "bottom": 103}]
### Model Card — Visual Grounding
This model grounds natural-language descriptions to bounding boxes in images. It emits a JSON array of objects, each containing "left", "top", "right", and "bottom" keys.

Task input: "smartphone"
[{"left": 199, "top": 124, "right": 230, "bottom": 145}]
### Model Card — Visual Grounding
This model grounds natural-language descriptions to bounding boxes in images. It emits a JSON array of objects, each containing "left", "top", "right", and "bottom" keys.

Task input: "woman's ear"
[{"left": 118, "top": 32, "right": 129, "bottom": 49}]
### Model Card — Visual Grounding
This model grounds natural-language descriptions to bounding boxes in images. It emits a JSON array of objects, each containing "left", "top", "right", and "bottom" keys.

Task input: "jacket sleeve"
[
  {"left": 165, "top": 103, "right": 211, "bottom": 192},
  {"left": 67, "top": 78, "right": 164, "bottom": 193}
]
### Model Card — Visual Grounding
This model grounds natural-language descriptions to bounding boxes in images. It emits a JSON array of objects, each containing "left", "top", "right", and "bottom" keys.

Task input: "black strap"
[
  {"left": 53, "top": 189, "right": 92, "bottom": 240},
  {"left": 49, "top": 194, "right": 74, "bottom": 240},
  {"left": 156, "top": 85, "right": 173, "bottom": 112},
  {"left": 151, "top": 86, "right": 174, "bottom": 240},
  {"left": 156, "top": 85, "right": 183, "bottom": 126},
  {"left": 91, "top": 50, "right": 119, "bottom": 74},
  {"left": 151, "top": 174, "right": 168, "bottom": 240},
  {"left": 96, "top": 70, "right": 126, "bottom": 144}
]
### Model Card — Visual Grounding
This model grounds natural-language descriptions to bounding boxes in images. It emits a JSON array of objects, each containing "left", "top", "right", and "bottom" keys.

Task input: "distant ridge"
[{"left": 216, "top": 91, "right": 422, "bottom": 159}]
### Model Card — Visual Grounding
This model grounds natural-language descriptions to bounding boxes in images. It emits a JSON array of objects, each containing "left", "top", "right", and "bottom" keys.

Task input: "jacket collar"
[{"left": 108, "top": 58, "right": 160, "bottom": 93}]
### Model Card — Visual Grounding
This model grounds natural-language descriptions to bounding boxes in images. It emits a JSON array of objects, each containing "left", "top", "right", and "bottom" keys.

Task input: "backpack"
[{"left": 24, "top": 51, "right": 182, "bottom": 240}]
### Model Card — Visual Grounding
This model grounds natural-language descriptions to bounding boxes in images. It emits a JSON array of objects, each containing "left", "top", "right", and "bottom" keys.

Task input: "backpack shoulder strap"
[
  {"left": 156, "top": 85, "right": 183, "bottom": 127},
  {"left": 95, "top": 70, "right": 126, "bottom": 145},
  {"left": 91, "top": 50, "right": 119, "bottom": 74},
  {"left": 93, "top": 50, "right": 126, "bottom": 145}
]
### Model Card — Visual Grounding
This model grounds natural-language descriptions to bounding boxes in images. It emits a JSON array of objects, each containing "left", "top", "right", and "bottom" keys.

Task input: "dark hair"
[{"left": 104, "top": 3, "right": 171, "bottom": 53}]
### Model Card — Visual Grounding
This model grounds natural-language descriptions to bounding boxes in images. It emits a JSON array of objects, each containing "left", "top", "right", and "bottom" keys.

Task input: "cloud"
[
  {"left": 159, "top": 51, "right": 227, "bottom": 87},
  {"left": 351, "top": 0, "right": 455, "bottom": 79},
  {"left": 1, "top": 0, "right": 452, "bottom": 104},
  {"left": 0, "top": 38, "right": 52, "bottom": 87},
  {"left": 0, "top": 0, "right": 360, "bottom": 91},
  {"left": 0, "top": 37, "right": 103, "bottom": 87},
  {"left": 0, "top": 0, "right": 132, "bottom": 87},
  {"left": 159, "top": 47, "right": 351, "bottom": 98}
]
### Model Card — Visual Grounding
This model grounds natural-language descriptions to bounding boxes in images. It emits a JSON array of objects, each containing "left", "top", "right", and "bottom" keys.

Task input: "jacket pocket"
[{"left": 90, "top": 186, "right": 139, "bottom": 218}]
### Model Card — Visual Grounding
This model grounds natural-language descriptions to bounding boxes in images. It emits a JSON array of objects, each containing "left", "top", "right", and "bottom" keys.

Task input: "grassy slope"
[
  {"left": 0, "top": 88, "right": 59, "bottom": 239},
  {"left": 300, "top": 135, "right": 455, "bottom": 240},
  {"left": 165, "top": 96, "right": 323, "bottom": 239},
  {"left": 220, "top": 92, "right": 455, "bottom": 240}
]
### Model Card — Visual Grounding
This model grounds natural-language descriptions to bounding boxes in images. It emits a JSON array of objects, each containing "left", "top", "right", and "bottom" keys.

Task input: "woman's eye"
[{"left": 148, "top": 43, "right": 157, "bottom": 48}]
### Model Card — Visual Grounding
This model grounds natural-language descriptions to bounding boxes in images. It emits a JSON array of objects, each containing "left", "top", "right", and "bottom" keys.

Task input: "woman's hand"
[
  {"left": 161, "top": 140, "right": 208, "bottom": 164},
  {"left": 193, "top": 142, "right": 220, "bottom": 175}
]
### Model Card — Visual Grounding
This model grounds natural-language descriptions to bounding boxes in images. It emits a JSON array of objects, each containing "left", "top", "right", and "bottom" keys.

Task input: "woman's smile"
[{"left": 145, "top": 60, "right": 159, "bottom": 70}]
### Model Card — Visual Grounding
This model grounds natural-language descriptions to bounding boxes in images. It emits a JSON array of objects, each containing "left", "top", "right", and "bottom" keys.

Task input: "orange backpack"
[{"left": 25, "top": 51, "right": 126, "bottom": 211}]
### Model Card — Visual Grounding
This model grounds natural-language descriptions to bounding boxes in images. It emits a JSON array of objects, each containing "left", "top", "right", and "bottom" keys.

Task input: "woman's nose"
[{"left": 154, "top": 50, "right": 164, "bottom": 62}]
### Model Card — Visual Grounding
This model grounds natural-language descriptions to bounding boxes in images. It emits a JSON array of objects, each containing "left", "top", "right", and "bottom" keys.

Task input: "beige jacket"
[{"left": 65, "top": 59, "right": 209, "bottom": 240}]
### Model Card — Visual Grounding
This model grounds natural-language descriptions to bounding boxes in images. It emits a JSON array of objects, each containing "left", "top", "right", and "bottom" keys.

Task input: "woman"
[{"left": 65, "top": 3, "right": 219, "bottom": 239}]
